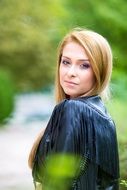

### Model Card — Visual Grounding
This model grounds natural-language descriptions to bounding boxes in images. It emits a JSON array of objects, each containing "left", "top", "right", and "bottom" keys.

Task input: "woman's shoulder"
[
  {"left": 54, "top": 98, "right": 87, "bottom": 113},
  {"left": 54, "top": 95, "right": 112, "bottom": 120},
  {"left": 54, "top": 95, "right": 101, "bottom": 111},
  {"left": 53, "top": 97, "right": 94, "bottom": 121}
]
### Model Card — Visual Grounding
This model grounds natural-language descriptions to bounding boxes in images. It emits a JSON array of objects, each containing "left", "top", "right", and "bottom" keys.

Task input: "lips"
[{"left": 64, "top": 80, "right": 78, "bottom": 85}]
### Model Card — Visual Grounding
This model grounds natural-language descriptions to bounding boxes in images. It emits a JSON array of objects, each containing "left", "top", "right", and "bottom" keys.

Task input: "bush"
[
  {"left": 106, "top": 99, "right": 127, "bottom": 190},
  {"left": 111, "top": 70, "right": 127, "bottom": 100},
  {"left": 0, "top": 70, "right": 15, "bottom": 124}
]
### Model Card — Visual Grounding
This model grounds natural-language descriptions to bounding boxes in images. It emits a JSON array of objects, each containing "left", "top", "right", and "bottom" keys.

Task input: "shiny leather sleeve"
[{"left": 32, "top": 99, "right": 89, "bottom": 188}]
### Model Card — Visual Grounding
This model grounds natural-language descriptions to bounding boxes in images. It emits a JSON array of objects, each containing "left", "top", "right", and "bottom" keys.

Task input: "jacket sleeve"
[
  {"left": 39, "top": 99, "right": 88, "bottom": 190},
  {"left": 54, "top": 100, "right": 83, "bottom": 154},
  {"left": 46, "top": 100, "right": 88, "bottom": 188},
  {"left": 32, "top": 100, "right": 86, "bottom": 188}
]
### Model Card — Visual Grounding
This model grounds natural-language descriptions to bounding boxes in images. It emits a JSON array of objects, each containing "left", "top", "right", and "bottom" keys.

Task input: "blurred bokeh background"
[{"left": 0, "top": 0, "right": 127, "bottom": 189}]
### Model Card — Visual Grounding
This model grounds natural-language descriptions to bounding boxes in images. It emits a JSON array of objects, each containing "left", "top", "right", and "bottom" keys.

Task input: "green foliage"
[
  {"left": 120, "top": 180, "right": 127, "bottom": 188},
  {"left": 0, "top": 70, "right": 15, "bottom": 124},
  {"left": 0, "top": 0, "right": 127, "bottom": 93},
  {"left": 106, "top": 99, "right": 127, "bottom": 189},
  {"left": 40, "top": 153, "right": 81, "bottom": 190},
  {"left": 45, "top": 154, "right": 80, "bottom": 178},
  {"left": 111, "top": 70, "right": 127, "bottom": 100},
  {"left": 0, "top": 0, "right": 66, "bottom": 91}
]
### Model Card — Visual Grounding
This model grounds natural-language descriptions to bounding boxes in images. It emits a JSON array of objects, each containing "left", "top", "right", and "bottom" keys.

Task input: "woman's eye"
[
  {"left": 61, "top": 60, "right": 70, "bottom": 65},
  {"left": 80, "top": 63, "right": 90, "bottom": 69}
]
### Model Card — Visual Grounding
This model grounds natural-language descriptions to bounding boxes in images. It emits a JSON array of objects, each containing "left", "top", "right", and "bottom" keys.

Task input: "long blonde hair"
[{"left": 28, "top": 28, "right": 113, "bottom": 168}]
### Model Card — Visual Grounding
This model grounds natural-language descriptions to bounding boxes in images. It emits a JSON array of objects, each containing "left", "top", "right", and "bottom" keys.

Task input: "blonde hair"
[
  {"left": 28, "top": 28, "right": 113, "bottom": 168},
  {"left": 55, "top": 28, "right": 113, "bottom": 103}
]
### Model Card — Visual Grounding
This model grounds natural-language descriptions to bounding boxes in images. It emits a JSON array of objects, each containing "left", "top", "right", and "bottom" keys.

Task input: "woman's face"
[{"left": 59, "top": 41, "right": 95, "bottom": 98}]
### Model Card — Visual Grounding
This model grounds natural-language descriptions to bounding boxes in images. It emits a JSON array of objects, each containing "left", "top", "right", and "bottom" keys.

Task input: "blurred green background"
[{"left": 0, "top": 0, "right": 127, "bottom": 189}]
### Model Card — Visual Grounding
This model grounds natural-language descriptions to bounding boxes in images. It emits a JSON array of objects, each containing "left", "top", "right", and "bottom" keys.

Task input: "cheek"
[{"left": 81, "top": 71, "right": 95, "bottom": 85}]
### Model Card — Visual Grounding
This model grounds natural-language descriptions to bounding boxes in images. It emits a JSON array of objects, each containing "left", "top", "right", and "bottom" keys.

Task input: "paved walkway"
[{"left": 0, "top": 121, "right": 47, "bottom": 190}]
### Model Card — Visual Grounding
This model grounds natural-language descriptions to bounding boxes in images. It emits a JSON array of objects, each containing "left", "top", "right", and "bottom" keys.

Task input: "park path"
[{"left": 0, "top": 121, "right": 47, "bottom": 190}]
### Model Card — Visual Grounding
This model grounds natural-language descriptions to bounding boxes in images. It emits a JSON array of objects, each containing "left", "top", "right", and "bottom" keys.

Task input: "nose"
[{"left": 67, "top": 65, "right": 77, "bottom": 77}]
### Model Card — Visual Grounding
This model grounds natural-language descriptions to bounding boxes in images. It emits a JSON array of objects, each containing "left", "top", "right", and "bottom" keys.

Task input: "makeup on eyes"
[
  {"left": 61, "top": 56, "right": 90, "bottom": 69},
  {"left": 80, "top": 62, "right": 90, "bottom": 69}
]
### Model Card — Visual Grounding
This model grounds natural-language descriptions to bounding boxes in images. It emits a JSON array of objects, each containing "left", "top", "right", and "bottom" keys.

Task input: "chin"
[
  {"left": 65, "top": 93, "right": 76, "bottom": 98},
  {"left": 63, "top": 89, "right": 78, "bottom": 98},
  {"left": 69, "top": 94, "right": 78, "bottom": 98}
]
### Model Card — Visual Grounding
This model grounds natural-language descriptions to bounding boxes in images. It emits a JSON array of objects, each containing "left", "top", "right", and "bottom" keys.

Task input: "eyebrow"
[{"left": 62, "top": 56, "right": 90, "bottom": 62}]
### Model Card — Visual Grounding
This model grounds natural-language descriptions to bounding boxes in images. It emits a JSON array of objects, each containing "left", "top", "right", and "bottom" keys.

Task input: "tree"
[
  {"left": 0, "top": 0, "right": 66, "bottom": 91},
  {"left": 0, "top": 70, "right": 14, "bottom": 124}
]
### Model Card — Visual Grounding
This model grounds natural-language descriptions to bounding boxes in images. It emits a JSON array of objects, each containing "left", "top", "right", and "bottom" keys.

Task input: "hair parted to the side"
[
  {"left": 28, "top": 27, "right": 113, "bottom": 169},
  {"left": 55, "top": 27, "right": 113, "bottom": 103}
]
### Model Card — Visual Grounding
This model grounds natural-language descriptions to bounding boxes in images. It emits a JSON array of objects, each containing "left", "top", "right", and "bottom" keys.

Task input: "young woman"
[{"left": 28, "top": 28, "right": 119, "bottom": 190}]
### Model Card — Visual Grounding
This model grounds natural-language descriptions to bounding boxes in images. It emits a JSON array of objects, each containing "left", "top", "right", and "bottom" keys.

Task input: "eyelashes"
[
  {"left": 61, "top": 60, "right": 70, "bottom": 65},
  {"left": 80, "top": 63, "right": 90, "bottom": 69},
  {"left": 61, "top": 59, "right": 90, "bottom": 69}
]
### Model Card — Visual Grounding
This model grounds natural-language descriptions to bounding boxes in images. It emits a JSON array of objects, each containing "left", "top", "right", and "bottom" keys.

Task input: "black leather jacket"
[{"left": 32, "top": 95, "right": 120, "bottom": 190}]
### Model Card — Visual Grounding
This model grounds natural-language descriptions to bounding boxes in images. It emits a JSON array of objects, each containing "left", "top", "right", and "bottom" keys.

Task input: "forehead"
[{"left": 62, "top": 41, "right": 89, "bottom": 60}]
